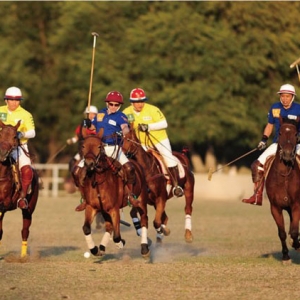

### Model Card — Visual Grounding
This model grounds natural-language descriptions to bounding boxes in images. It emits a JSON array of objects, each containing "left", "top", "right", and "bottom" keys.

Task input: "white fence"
[{"left": 34, "top": 163, "right": 69, "bottom": 197}]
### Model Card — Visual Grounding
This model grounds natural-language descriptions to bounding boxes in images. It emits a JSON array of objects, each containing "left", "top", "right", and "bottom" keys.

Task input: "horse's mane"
[{"left": 281, "top": 117, "right": 299, "bottom": 127}]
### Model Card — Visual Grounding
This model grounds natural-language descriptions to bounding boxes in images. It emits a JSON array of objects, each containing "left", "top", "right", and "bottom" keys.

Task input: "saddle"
[{"left": 147, "top": 149, "right": 185, "bottom": 180}]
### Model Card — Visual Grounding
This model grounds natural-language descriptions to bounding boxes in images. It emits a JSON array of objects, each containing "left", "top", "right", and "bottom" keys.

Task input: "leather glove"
[
  {"left": 138, "top": 124, "right": 148, "bottom": 132},
  {"left": 82, "top": 118, "right": 91, "bottom": 128},
  {"left": 257, "top": 135, "right": 268, "bottom": 150},
  {"left": 17, "top": 131, "right": 24, "bottom": 139}
]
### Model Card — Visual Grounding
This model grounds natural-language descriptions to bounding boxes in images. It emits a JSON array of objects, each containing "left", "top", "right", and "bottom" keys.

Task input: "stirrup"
[
  {"left": 173, "top": 186, "right": 184, "bottom": 197},
  {"left": 17, "top": 198, "right": 28, "bottom": 210}
]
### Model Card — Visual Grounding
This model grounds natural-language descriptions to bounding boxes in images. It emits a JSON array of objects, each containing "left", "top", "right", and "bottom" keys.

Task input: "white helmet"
[
  {"left": 84, "top": 105, "right": 98, "bottom": 114},
  {"left": 277, "top": 84, "right": 296, "bottom": 96},
  {"left": 4, "top": 86, "right": 23, "bottom": 100}
]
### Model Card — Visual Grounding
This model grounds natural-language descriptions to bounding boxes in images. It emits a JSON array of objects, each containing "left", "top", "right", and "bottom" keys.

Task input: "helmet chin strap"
[
  {"left": 280, "top": 95, "right": 295, "bottom": 108},
  {"left": 106, "top": 103, "right": 121, "bottom": 113}
]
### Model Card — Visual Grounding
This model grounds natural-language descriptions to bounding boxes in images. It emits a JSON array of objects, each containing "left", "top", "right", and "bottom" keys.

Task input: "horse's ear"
[
  {"left": 0, "top": 120, "right": 4, "bottom": 129},
  {"left": 98, "top": 127, "right": 104, "bottom": 139}
]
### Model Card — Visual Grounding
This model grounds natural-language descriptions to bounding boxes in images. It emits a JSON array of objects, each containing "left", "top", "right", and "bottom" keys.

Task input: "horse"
[
  {"left": 77, "top": 128, "right": 150, "bottom": 258},
  {"left": 265, "top": 117, "right": 300, "bottom": 262},
  {"left": 122, "top": 125, "right": 195, "bottom": 243},
  {"left": 0, "top": 120, "right": 39, "bottom": 257}
]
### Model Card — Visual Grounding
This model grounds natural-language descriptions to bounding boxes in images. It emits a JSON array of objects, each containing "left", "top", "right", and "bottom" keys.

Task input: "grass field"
[{"left": 1, "top": 183, "right": 300, "bottom": 300}]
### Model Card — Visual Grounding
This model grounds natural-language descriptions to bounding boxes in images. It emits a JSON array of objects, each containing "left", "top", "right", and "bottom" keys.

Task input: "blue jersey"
[
  {"left": 91, "top": 108, "right": 128, "bottom": 145},
  {"left": 268, "top": 101, "right": 300, "bottom": 142}
]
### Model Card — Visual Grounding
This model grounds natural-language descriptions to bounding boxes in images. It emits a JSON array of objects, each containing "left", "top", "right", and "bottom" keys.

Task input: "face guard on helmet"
[
  {"left": 4, "top": 86, "right": 23, "bottom": 100},
  {"left": 129, "top": 88, "right": 147, "bottom": 102},
  {"left": 277, "top": 84, "right": 297, "bottom": 104}
]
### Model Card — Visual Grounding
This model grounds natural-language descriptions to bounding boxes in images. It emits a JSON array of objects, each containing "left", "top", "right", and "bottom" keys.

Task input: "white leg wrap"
[
  {"left": 141, "top": 227, "right": 148, "bottom": 244},
  {"left": 100, "top": 232, "right": 111, "bottom": 248},
  {"left": 85, "top": 234, "right": 95, "bottom": 249},
  {"left": 115, "top": 241, "right": 124, "bottom": 249},
  {"left": 156, "top": 227, "right": 164, "bottom": 240},
  {"left": 185, "top": 214, "right": 192, "bottom": 231}
]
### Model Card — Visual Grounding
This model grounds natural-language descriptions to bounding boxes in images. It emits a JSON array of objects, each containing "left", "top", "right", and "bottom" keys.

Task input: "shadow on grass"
[
  {"left": 36, "top": 246, "right": 79, "bottom": 257},
  {"left": 261, "top": 250, "right": 300, "bottom": 264}
]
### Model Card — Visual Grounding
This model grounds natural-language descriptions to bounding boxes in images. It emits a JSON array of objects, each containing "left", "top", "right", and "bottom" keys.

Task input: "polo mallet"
[
  {"left": 207, "top": 147, "right": 258, "bottom": 181},
  {"left": 46, "top": 144, "right": 67, "bottom": 164},
  {"left": 120, "top": 219, "right": 131, "bottom": 227},
  {"left": 86, "top": 32, "right": 99, "bottom": 118},
  {"left": 290, "top": 57, "right": 300, "bottom": 83}
]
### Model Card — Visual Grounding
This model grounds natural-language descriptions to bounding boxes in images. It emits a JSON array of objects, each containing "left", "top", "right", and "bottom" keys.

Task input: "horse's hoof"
[
  {"left": 91, "top": 246, "right": 100, "bottom": 256},
  {"left": 141, "top": 243, "right": 150, "bottom": 258},
  {"left": 282, "top": 259, "right": 292, "bottom": 265},
  {"left": 162, "top": 227, "right": 171, "bottom": 236},
  {"left": 156, "top": 237, "right": 163, "bottom": 245},
  {"left": 185, "top": 229, "right": 193, "bottom": 243}
]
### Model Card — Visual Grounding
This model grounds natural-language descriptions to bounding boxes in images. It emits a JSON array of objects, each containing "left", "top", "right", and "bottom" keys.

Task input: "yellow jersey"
[
  {"left": 123, "top": 103, "right": 168, "bottom": 145},
  {"left": 0, "top": 105, "right": 35, "bottom": 144}
]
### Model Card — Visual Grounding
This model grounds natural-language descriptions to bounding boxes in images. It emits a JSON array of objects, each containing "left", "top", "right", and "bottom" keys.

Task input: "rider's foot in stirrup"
[
  {"left": 173, "top": 186, "right": 184, "bottom": 197},
  {"left": 127, "top": 194, "right": 140, "bottom": 207},
  {"left": 17, "top": 198, "right": 28, "bottom": 210}
]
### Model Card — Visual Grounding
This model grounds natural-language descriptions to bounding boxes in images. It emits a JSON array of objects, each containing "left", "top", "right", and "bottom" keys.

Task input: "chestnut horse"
[
  {"left": 122, "top": 125, "right": 194, "bottom": 243},
  {"left": 265, "top": 117, "right": 300, "bottom": 262},
  {"left": 77, "top": 128, "right": 150, "bottom": 258},
  {"left": 0, "top": 120, "right": 39, "bottom": 257}
]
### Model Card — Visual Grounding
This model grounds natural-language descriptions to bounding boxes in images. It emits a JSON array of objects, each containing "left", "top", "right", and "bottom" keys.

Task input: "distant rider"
[{"left": 242, "top": 84, "right": 300, "bottom": 206}]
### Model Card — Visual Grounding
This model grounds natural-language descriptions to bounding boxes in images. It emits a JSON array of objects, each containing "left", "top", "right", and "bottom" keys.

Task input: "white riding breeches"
[
  {"left": 11, "top": 144, "right": 31, "bottom": 169},
  {"left": 103, "top": 145, "right": 129, "bottom": 165},
  {"left": 143, "top": 138, "right": 177, "bottom": 168},
  {"left": 258, "top": 143, "right": 300, "bottom": 165}
]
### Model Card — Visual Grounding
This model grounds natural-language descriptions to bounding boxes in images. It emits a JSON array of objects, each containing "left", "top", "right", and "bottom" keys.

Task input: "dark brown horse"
[
  {"left": 265, "top": 117, "right": 300, "bottom": 262},
  {"left": 122, "top": 125, "right": 194, "bottom": 243},
  {"left": 0, "top": 120, "right": 39, "bottom": 257},
  {"left": 77, "top": 128, "right": 150, "bottom": 258}
]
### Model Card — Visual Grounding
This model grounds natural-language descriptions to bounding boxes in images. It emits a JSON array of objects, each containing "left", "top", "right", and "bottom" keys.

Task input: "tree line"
[{"left": 0, "top": 1, "right": 299, "bottom": 171}]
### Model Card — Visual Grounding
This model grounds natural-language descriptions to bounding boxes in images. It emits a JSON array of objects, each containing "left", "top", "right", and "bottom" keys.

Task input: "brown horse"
[
  {"left": 265, "top": 117, "right": 300, "bottom": 262},
  {"left": 122, "top": 125, "right": 194, "bottom": 243},
  {"left": 0, "top": 120, "right": 39, "bottom": 257},
  {"left": 77, "top": 128, "right": 150, "bottom": 258}
]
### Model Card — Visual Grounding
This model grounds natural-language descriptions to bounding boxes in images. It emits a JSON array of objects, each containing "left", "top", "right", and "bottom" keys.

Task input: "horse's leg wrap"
[
  {"left": 185, "top": 214, "right": 192, "bottom": 231},
  {"left": 242, "top": 160, "right": 264, "bottom": 206},
  {"left": 141, "top": 226, "right": 148, "bottom": 244},
  {"left": 132, "top": 217, "right": 142, "bottom": 236},
  {"left": 168, "top": 166, "right": 184, "bottom": 197},
  {"left": 21, "top": 241, "right": 28, "bottom": 257}
]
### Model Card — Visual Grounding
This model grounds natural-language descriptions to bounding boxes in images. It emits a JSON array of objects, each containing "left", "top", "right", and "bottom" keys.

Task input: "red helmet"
[
  {"left": 129, "top": 88, "right": 147, "bottom": 102},
  {"left": 105, "top": 91, "right": 124, "bottom": 104}
]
